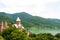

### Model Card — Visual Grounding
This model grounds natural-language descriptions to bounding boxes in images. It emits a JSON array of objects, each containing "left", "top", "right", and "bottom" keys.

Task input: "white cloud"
[{"left": 0, "top": 0, "right": 60, "bottom": 19}]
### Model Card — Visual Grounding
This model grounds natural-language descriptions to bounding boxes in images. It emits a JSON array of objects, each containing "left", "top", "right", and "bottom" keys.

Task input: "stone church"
[
  {"left": 0, "top": 17, "right": 24, "bottom": 32},
  {"left": 0, "top": 17, "right": 30, "bottom": 35},
  {"left": 14, "top": 17, "right": 24, "bottom": 30}
]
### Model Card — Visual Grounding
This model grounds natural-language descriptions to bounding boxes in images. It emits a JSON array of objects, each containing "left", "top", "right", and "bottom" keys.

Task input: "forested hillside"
[{"left": 0, "top": 12, "right": 60, "bottom": 34}]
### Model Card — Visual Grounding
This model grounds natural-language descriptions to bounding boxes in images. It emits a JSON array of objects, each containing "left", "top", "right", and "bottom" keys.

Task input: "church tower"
[
  {"left": 14, "top": 17, "right": 24, "bottom": 30},
  {"left": 16, "top": 17, "right": 21, "bottom": 25}
]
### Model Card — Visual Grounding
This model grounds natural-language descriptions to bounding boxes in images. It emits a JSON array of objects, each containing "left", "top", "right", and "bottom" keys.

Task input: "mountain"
[
  {"left": 0, "top": 12, "right": 13, "bottom": 22},
  {"left": 0, "top": 12, "right": 60, "bottom": 34}
]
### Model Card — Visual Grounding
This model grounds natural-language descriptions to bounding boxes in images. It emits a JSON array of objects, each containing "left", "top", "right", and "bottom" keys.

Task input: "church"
[
  {"left": 14, "top": 17, "right": 24, "bottom": 30},
  {"left": 0, "top": 17, "right": 24, "bottom": 32},
  {"left": 0, "top": 17, "right": 30, "bottom": 35}
]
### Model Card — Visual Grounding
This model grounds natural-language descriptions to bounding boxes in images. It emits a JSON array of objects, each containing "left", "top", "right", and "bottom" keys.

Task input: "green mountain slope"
[
  {"left": 0, "top": 12, "right": 60, "bottom": 31},
  {"left": 0, "top": 12, "right": 13, "bottom": 22}
]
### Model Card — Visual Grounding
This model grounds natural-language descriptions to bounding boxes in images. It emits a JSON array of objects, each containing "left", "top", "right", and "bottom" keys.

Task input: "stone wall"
[{"left": 0, "top": 21, "right": 8, "bottom": 32}]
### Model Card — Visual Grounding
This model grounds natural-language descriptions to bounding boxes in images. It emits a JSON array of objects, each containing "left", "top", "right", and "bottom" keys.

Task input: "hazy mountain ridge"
[{"left": 0, "top": 12, "right": 60, "bottom": 30}]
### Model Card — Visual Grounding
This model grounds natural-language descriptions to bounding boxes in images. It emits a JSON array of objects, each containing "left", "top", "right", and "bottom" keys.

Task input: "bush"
[
  {"left": 1, "top": 27, "right": 31, "bottom": 40},
  {"left": 55, "top": 33, "right": 60, "bottom": 38},
  {"left": 10, "top": 30, "right": 28, "bottom": 40},
  {"left": 2, "top": 27, "right": 18, "bottom": 40}
]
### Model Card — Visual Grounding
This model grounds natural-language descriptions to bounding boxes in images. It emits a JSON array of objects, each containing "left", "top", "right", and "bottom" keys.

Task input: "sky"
[{"left": 0, "top": 0, "right": 60, "bottom": 19}]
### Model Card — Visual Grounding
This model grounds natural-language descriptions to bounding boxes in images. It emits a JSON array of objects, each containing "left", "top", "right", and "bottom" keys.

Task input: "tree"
[
  {"left": 10, "top": 30, "right": 28, "bottom": 40},
  {"left": 2, "top": 27, "right": 17, "bottom": 40},
  {"left": 35, "top": 33, "right": 54, "bottom": 40},
  {"left": 55, "top": 33, "right": 60, "bottom": 38},
  {"left": 1, "top": 27, "right": 31, "bottom": 40}
]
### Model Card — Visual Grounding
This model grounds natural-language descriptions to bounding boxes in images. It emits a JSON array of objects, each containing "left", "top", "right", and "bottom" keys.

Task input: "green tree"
[
  {"left": 2, "top": 27, "right": 17, "bottom": 40},
  {"left": 55, "top": 33, "right": 60, "bottom": 38},
  {"left": 10, "top": 30, "right": 28, "bottom": 40},
  {"left": 1, "top": 27, "right": 31, "bottom": 40},
  {"left": 35, "top": 33, "right": 54, "bottom": 40}
]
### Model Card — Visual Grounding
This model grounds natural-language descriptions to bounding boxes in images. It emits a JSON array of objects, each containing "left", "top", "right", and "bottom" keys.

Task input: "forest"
[
  {"left": 0, "top": 27, "right": 60, "bottom": 40},
  {"left": 0, "top": 12, "right": 60, "bottom": 40}
]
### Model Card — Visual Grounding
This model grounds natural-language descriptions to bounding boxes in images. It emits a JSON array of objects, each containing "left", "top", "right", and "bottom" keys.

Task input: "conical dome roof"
[{"left": 16, "top": 17, "right": 21, "bottom": 21}]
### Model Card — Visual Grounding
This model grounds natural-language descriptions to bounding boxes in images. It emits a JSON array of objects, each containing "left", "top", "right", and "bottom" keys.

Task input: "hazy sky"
[{"left": 0, "top": 0, "right": 60, "bottom": 19}]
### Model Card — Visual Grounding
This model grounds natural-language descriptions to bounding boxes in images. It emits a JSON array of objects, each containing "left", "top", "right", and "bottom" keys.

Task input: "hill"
[
  {"left": 0, "top": 12, "right": 13, "bottom": 22},
  {"left": 0, "top": 12, "right": 60, "bottom": 34}
]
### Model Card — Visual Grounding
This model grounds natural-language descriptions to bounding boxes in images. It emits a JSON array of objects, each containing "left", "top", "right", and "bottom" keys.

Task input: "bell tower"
[
  {"left": 14, "top": 17, "right": 24, "bottom": 29},
  {"left": 16, "top": 17, "right": 21, "bottom": 25}
]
